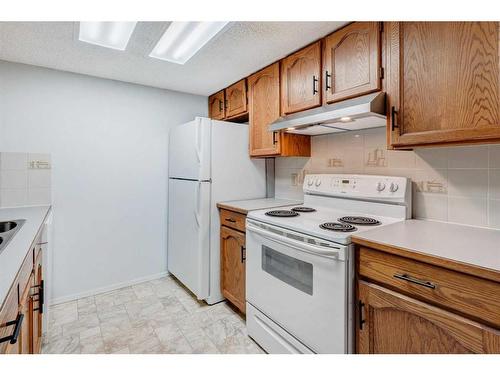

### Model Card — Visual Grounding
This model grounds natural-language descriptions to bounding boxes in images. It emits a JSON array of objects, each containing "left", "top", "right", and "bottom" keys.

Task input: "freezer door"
[
  {"left": 167, "top": 179, "right": 211, "bottom": 299},
  {"left": 168, "top": 117, "right": 211, "bottom": 180}
]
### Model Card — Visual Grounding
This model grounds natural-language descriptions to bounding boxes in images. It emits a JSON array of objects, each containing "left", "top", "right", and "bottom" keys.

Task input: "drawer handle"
[
  {"left": 393, "top": 273, "right": 436, "bottom": 289},
  {"left": 0, "top": 313, "right": 24, "bottom": 344},
  {"left": 225, "top": 218, "right": 237, "bottom": 223}
]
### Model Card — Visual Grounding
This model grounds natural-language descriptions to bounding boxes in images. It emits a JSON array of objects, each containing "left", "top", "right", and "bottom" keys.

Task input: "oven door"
[{"left": 246, "top": 220, "right": 350, "bottom": 354}]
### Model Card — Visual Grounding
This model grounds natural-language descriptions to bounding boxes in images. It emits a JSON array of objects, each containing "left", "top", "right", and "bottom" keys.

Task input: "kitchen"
[{"left": 0, "top": 0, "right": 499, "bottom": 371}]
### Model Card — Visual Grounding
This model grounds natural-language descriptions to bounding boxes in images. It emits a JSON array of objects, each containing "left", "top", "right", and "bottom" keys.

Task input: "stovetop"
[
  {"left": 247, "top": 204, "right": 403, "bottom": 245},
  {"left": 247, "top": 174, "right": 411, "bottom": 245}
]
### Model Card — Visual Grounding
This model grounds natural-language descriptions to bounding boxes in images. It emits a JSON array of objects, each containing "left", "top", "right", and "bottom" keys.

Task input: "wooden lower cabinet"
[
  {"left": 355, "top": 245, "right": 500, "bottom": 354},
  {"left": 220, "top": 226, "right": 246, "bottom": 313},
  {"left": 358, "top": 281, "right": 500, "bottom": 354},
  {"left": 1, "top": 239, "right": 45, "bottom": 354}
]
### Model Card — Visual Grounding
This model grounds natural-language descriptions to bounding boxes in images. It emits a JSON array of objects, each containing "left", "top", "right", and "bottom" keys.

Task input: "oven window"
[{"left": 261, "top": 245, "right": 313, "bottom": 295}]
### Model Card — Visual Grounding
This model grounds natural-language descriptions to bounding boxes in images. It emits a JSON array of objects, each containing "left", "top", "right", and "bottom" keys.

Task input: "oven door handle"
[{"left": 246, "top": 223, "right": 341, "bottom": 258}]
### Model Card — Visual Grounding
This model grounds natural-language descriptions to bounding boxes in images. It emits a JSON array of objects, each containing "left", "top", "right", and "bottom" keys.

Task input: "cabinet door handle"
[
  {"left": 272, "top": 131, "right": 278, "bottom": 145},
  {"left": 225, "top": 99, "right": 228, "bottom": 110},
  {"left": 219, "top": 100, "right": 223, "bottom": 112},
  {"left": 325, "top": 71, "right": 331, "bottom": 91},
  {"left": 240, "top": 246, "right": 246, "bottom": 263},
  {"left": 391, "top": 106, "right": 399, "bottom": 131},
  {"left": 225, "top": 218, "right": 236, "bottom": 223},
  {"left": 0, "top": 313, "right": 24, "bottom": 344},
  {"left": 393, "top": 273, "right": 436, "bottom": 289},
  {"left": 312, "top": 75, "right": 318, "bottom": 95},
  {"left": 358, "top": 300, "right": 365, "bottom": 330}
]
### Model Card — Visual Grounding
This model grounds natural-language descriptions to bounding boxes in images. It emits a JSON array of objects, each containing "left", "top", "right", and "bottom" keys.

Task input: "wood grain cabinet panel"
[
  {"left": 248, "top": 63, "right": 282, "bottom": 156},
  {"left": 208, "top": 90, "right": 225, "bottom": 120},
  {"left": 387, "top": 21, "right": 500, "bottom": 148},
  {"left": 248, "top": 63, "right": 311, "bottom": 157},
  {"left": 358, "top": 281, "right": 500, "bottom": 354},
  {"left": 220, "top": 226, "right": 246, "bottom": 313},
  {"left": 225, "top": 79, "right": 248, "bottom": 119},
  {"left": 358, "top": 247, "right": 500, "bottom": 328},
  {"left": 281, "top": 41, "right": 322, "bottom": 115},
  {"left": 219, "top": 209, "right": 246, "bottom": 232},
  {"left": 323, "top": 22, "right": 382, "bottom": 104}
]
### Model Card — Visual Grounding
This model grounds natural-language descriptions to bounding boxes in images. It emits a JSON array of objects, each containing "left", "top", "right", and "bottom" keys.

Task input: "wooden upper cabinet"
[
  {"left": 323, "top": 22, "right": 382, "bottom": 104},
  {"left": 358, "top": 281, "right": 500, "bottom": 354},
  {"left": 208, "top": 90, "right": 225, "bottom": 120},
  {"left": 248, "top": 63, "right": 282, "bottom": 156},
  {"left": 387, "top": 22, "right": 500, "bottom": 148},
  {"left": 281, "top": 41, "right": 322, "bottom": 115},
  {"left": 220, "top": 226, "right": 246, "bottom": 313},
  {"left": 225, "top": 79, "right": 247, "bottom": 119}
]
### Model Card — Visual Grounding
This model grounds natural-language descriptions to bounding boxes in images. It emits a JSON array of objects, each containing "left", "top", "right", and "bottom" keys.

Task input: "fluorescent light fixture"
[
  {"left": 150, "top": 22, "right": 229, "bottom": 64},
  {"left": 79, "top": 22, "right": 137, "bottom": 50}
]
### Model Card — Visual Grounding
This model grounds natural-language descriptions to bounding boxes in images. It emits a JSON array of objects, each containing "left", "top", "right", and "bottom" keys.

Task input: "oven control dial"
[
  {"left": 376, "top": 182, "right": 386, "bottom": 192},
  {"left": 315, "top": 179, "right": 321, "bottom": 187},
  {"left": 307, "top": 178, "right": 314, "bottom": 187},
  {"left": 389, "top": 182, "right": 399, "bottom": 192}
]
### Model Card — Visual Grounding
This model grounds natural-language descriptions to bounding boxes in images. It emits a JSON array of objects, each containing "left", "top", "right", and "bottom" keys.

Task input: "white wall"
[
  {"left": 0, "top": 61, "right": 207, "bottom": 302},
  {"left": 275, "top": 128, "right": 500, "bottom": 229}
]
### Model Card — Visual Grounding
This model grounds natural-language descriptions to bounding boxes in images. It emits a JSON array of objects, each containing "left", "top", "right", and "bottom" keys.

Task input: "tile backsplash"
[
  {"left": 0, "top": 152, "right": 52, "bottom": 207},
  {"left": 275, "top": 127, "right": 500, "bottom": 230}
]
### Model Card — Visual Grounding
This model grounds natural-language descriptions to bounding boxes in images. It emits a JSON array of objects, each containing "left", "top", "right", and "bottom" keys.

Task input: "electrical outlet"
[
  {"left": 291, "top": 173, "right": 298, "bottom": 186},
  {"left": 29, "top": 160, "right": 51, "bottom": 169}
]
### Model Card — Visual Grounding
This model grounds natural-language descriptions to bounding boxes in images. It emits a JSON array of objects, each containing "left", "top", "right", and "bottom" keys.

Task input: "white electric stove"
[{"left": 245, "top": 174, "right": 411, "bottom": 354}]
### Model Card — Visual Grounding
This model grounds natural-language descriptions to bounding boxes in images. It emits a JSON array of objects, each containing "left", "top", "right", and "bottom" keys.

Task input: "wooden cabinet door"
[
  {"left": 357, "top": 281, "right": 500, "bottom": 354},
  {"left": 0, "top": 286, "right": 20, "bottom": 354},
  {"left": 281, "top": 41, "right": 322, "bottom": 115},
  {"left": 323, "top": 22, "right": 381, "bottom": 104},
  {"left": 225, "top": 79, "right": 247, "bottom": 119},
  {"left": 220, "top": 226, "right": 246, "bottom": 313},
  {"left": 387, "top": 22, "right": 500, "bottom": 148},
  {"left": 18, "top": 275, "right": 33, "bottom": 354},
  {"left": 31, "top": 250, "right": 43, "bottom": 354},
  {"left": 248, "top": 63, "right": 281, "bottom": 156},
  {"left": 208, "top": 90, "right": 225, "bottom": 120}
]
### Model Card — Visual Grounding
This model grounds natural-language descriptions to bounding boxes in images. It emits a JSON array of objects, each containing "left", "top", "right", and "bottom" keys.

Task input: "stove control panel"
[{"left": 303, "top": 174, "right": 409, "bottom": 202}]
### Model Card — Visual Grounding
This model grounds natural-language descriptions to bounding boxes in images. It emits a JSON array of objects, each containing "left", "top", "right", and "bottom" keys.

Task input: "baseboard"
[{"left": 50, "top": 271, "right": 170, "bottom": 306}]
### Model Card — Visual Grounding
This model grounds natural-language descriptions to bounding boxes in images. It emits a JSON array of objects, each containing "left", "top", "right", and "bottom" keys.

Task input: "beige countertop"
[
  {"left": 0, "top": 205, "right": 51, "bottom": 308},
  {"left": 217, "top": 198, "right": 302, "bottom": 214},
  {"left": 352, "top": 219, "right": 500, "bottom": 282}
]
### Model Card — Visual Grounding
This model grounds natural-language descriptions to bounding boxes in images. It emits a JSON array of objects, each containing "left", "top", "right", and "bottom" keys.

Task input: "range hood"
[{"left": 269, "top": 92, "right": 386, "bottom": 135}]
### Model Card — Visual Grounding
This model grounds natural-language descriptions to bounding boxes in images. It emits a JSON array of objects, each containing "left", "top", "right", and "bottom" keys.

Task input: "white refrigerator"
[{"left": 168, "top": 117, "right": 266, "bottom": 304}]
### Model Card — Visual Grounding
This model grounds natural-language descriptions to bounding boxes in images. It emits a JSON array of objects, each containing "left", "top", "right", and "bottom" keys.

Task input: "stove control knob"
[
  {"left": 307, "top": 178, "right": 314, "bottom": 186},
  {"left": 376, "top": 182, "right": 386, "bottom": 192},
  {"left": 315, "top": 179, "right": 321, "bottom": 187},
  {"left": 390, "top": 182, "right": 399, "bottom": 192}
]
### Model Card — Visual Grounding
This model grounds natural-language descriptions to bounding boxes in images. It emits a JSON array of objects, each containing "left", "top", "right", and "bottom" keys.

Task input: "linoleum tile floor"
[{"left": 42, "top": 276, "right": 264, "bottom": 354}]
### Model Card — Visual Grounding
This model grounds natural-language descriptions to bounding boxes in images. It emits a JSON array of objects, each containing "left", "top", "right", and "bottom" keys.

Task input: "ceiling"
[{"left": 0, "top": 21, "right": 347, "bottom": 96}]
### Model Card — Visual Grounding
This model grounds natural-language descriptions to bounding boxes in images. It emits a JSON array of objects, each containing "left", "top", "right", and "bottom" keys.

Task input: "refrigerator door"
[
  {"left": 167, "top": 178, "right": 211, "bottom": 300},
  {"left": 168, "top": 117, "right": 211, "bottom": 181}
]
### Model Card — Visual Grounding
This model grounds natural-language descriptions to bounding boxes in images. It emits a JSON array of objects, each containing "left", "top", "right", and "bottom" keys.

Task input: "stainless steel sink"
[
  {"left": 0, "top": 221, "right": 18, "bottom": 233},
  {"left": 0, "top": 219, "right": 26, "bottom": 254}
]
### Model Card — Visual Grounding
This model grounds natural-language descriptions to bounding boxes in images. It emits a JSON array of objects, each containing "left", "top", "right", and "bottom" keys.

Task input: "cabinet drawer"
[
  {"left": 219, "top": 209, "right": 246, "bottom": 232},
  {"left": 358, "top": 247, "right": 500, "bottom": 328}
]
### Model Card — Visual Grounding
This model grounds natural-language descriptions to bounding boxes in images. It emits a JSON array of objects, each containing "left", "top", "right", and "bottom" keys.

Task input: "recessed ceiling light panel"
[
  {"left": 79, "top": 22, "right": 137, "bottom": 50},
  {"left": 150, "top": 22, "right": 229, "bottom": 64}
]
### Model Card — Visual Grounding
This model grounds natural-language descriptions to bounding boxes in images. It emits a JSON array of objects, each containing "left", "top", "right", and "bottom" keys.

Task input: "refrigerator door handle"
[
  {"left": 194, "top": 181, "right": 201, "bottom": 227},
  {"left": 195, "top": 120, "right": 202, "bottom": 163}
]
